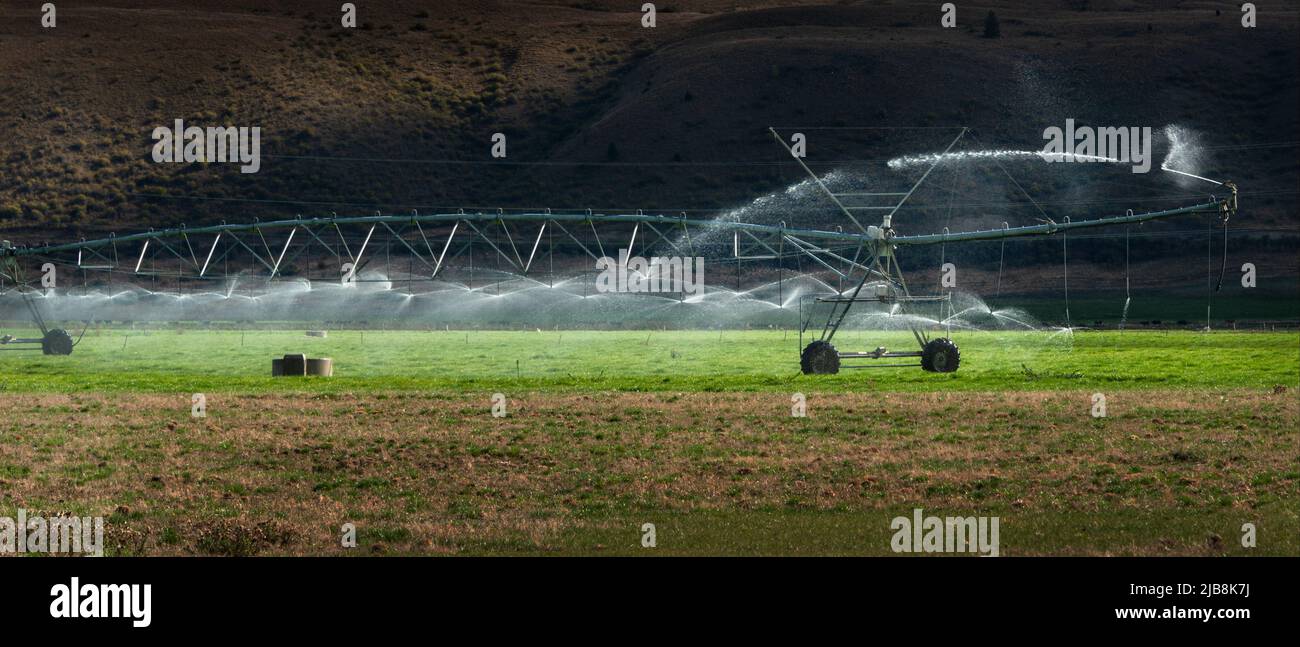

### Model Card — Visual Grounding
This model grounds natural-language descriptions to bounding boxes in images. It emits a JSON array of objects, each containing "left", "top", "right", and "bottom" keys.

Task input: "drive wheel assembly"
[
  {"left": 41, "top": 328, "right": 74, "bottom": 355},
  {"left": 921, "top": 337, "right": 960, "bottom": 373},
  {"left": 800, "top": 340, "right": 841, "bottom": 375}
]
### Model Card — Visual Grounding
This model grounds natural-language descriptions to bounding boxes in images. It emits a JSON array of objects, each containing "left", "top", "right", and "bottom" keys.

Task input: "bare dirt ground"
[{"left": 2, "top": 388, "right": 1295, "bottom": 555}]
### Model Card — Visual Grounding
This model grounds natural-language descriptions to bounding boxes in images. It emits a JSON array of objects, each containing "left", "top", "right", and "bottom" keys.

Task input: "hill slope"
[{"left": 0, "top": 1, "right": 1295, "bottom": 288}]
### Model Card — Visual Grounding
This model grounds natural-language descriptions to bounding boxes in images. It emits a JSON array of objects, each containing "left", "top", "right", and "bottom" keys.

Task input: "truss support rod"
[
  {"left": 353, "top": 225, "right": 377, "bottom": 272},
  {"left": 200, "top": 233, "right": 222, "bottom": 277},
  {"left": 183, "top": 233, "right": 198, "bottom": 268},
  {"left": 207, "top": 235, "right": 242, "bottom": 274},
  {"left": 825, "top": 244, "right": 881, "bottom": 343},
  {"left": 150, "top": 234, "right": 196, "bottom": 271},
  {"left": 295, "top": 225, "right": 341, "bottom": 267},
  {"left": 267, "top": 227, "right": 330, "bottom": 282},
  {"left": 229, "top": 232, "right": 271, "bottom": 272},
  {"left": 461, "top": 220, "right": 520, "bottom": 270},
  {"left": 784, "top": 235, "right": 880, "bottom": 277},
  {"left": 639, "top": 221, "right": 686, "bottom": 257},
  {"left": 133, "top": 240, "right": 150, "bottom": 274},
  {"left": 433, "top": 222, "right": 459, "bottom": 278},
  {"left": 524, "top": 222, "right": 547, "bottom": 273},
  {"left": 379, "top": 222, "right": 439, "bottom": 275},
  {"left": 80, "top": 244, "right": 114, "bottom": 267},
  {"left": 224, "top": 232, "right": 276, "bottom": 273},
  {"left": 885, "top": 127, "right": 967, "bottom": 223},
  {"left": 768, "top": 127, "right": 869, "bottom": 235},
  {"left": 588, "top": 219, "right": 606, "bottom": 259},
  {"left": 333, "top": 221, "right": 355, "bottom": 262},
  {"left": 783, "top": 235, "right": 847, "bottom": 279},
  {"left": 499, "top": 220, "right": 526, "bottom": 268},
  {"left": 551, "top": 221, "right": 601, "bottom": 262},
  {"left": 415, "top": 220, "right": 436, "bottom": 268},
  {"left": 740, "top": 229, "right": 783, "bottom": 259},
  {"left": 270, "top": 227, "right": 298, "bottom": 278},
  {"left": 256, "top": 226, "right": 275, "bottom": 267}
]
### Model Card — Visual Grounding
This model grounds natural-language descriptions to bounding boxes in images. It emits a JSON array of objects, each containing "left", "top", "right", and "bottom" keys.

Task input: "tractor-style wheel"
[
  {"left": 41, "top": 328, "right": 74, "bottom": 355},
  {"left": 800, "top": 340, "right": 841, "bottom": 375},
  {"left": 921, "top": 337, "right": 959, "bottom": 373}
]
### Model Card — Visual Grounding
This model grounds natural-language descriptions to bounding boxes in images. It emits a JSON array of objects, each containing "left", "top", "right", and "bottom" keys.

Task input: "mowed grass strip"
[
  {"left": 0, "top": 389, "right": 1294, "bottom": 556},
  {"left": 0, "top": 329, "right": 1296, "bottom": 393}
]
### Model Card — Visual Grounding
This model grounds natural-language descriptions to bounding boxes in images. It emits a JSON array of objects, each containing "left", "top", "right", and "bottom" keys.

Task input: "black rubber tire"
[
  {"left": 41, "top": 328, "right": 74, "bottom": 356},
  {"left": 921, "top": 337, "right": 959, "bottom": 373},
  {"left": 800, "top": 340, "right": 841, "bottom": 375}
]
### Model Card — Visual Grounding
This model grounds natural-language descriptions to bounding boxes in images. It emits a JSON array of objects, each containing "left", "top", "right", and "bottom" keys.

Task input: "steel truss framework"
[
  {"left": 0, "top": 126, "right": 1239, "bottom": 370},
  {"left": 2, "top": 199, "right": 1232, "bottom": 282},
  {"left": 0, "top": 192, "right": 1235, "bottom": 363}
]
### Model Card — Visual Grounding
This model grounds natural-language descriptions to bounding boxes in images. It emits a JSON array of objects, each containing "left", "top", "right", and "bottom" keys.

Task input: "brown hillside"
[{"left": 0, "top": 0, "right": 1295, "bottom": 248}]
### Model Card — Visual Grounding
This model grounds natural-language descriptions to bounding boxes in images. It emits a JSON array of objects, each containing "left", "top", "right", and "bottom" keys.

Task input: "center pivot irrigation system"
[{"left": 1, "top": 127, "right": 1237, "bottom": 373}]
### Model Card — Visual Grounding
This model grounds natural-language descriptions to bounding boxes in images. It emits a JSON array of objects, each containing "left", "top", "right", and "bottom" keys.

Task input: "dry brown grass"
[{"left": 1, "top": 388, "right": 1295, "bottom": 555}]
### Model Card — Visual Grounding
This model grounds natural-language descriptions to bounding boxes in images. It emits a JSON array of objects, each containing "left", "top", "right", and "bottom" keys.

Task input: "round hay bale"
[
  {"left": 271, "top": 359, "right": 284, "bottom": 376},
  {"left": 280, "top": 354, "right": 307, "bottom": 376},
  {"left": 306, "top": 358, "right": 333, "bottom": 377},
  {"left": 306, "top": 330, "right": 327, "bottom": 338}
]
